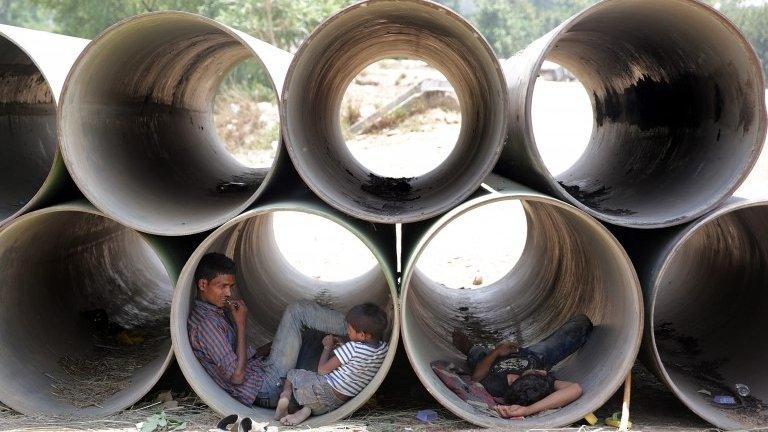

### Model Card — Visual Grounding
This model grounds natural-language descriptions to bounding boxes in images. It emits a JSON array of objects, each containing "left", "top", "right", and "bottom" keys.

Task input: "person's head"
[
  {"left": 195, "top": 252, "right": 236, "bottom": 308},
  {"left": 503, "top": 373, "right": 554, "bottom": 406},
  {"left": 345, "top": 303, "right": 388, "bottom": 343}
]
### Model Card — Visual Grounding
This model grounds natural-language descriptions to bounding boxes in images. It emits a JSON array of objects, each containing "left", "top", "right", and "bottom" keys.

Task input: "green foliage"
[
  {"left": 714, "top": 1, "right": 768, "bottom": 80},
  {"left": 139, "top": 411, "right": 186, "bottom": 432}
]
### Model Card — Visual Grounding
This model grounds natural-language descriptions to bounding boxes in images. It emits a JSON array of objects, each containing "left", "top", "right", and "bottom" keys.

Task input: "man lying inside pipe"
[
  {"left": 452, "top": 315, "right": 592, "bottom": 418},
  {"left": 188, "top": 252, "right": 388, "bottom": 413}
]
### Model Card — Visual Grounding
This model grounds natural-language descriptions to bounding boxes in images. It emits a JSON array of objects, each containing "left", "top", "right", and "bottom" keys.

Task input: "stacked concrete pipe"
[
  {"left": 281, "top": 0, "right": 508, "bottom": 223},
  {"left": 613, "top": 197, "right": 768, "bottom": 430},
  {"left": 498, "top": 0, "right": 766, "bottom": 228},
  {"left": 0, "top": 25, "right": 88, "bottom": 228},
  {"left": 171, "top": 186, "right": 399, "bottom": 427},
  {"left": 57, "top": 11, "right": 293, "bottom": 236},
  {"left": 0, "top": 202, "right": 193, "bottom": 416},
  {"left": 400, "top": 175, "right": 643, "bottom": 429}
]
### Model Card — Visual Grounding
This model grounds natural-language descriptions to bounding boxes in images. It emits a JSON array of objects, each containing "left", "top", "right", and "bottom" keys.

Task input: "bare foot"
[
  {"left": 274, "top": 396, "right": 289, "bottom": 420},
  {"left": 280, "top": 406, "right": 311, "bottom": 426}
]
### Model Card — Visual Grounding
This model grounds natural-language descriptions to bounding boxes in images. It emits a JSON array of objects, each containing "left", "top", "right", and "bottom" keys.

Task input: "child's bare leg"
[
  {"left": 280, "top": 406, "right": 312, "bottom": 426},
  {"left": 274, "top": 379, "right": 293, "bottom": 420}
]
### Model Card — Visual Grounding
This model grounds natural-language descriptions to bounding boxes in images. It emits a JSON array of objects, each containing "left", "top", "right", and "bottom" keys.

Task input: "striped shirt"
[
  {"left": 325, "top": 341, "right": 388, "bottom": 397},
  {"left": 187, "top": 300, "right": 266, "bottom": 406}
]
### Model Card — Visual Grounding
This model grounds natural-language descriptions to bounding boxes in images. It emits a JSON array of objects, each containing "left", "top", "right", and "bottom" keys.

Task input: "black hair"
[
  {"left": 194, "top": 252, "right": 236, "bottom": 284},
  {"left": 504, "top": 373, "right": 555, "bottom": 406},
  {"left": 345, "top": 303, "right": 388, "bottom": 341}
]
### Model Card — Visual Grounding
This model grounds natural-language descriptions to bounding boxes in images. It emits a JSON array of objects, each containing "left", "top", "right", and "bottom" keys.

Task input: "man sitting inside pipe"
[
  {"left": 188, "top": 252, "right": 366, "bottom": 410},
  {"left": 274, "top": 303, "right": 389, "bottom": 426},
  {"left": 452, "top": 315, "right": 592, "bottom": 418}
]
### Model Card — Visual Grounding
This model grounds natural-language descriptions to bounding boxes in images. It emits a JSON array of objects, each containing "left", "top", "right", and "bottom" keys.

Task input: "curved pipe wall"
[
  {"left": 498, "top": 0, "right": 766, "bottom": 228},
  {"left": 282, "top": 0, "right": 508, "bottom": 223},
  {"left": 0, "top": 202, "right": 184, "bottom": 416},
  {"left": 616, "top": 198, "right": 768, "bottom": 430},
  {"left": 58, "top": 12, "right": 293, "bottom": 235},
  {"left": 171, "top": 193, "right": 398, "bottom": 427},
  {"left": 0, "top": 25, "right": 87, "bottom": 228},
  {"left": 400, "top": 175, "right": 642, "bottom": 429}
]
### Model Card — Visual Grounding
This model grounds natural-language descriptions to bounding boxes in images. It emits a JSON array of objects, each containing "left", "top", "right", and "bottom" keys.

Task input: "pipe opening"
[
  {"left": 416, "top": 200, "right": 526, "bottom": 290},
  {"left": 340, "top": 59, "right": 461, "bottom": 178},
  {"left": 0, "top": 37, "right": 56, "bottom": 223},
  {"left": 653, "top": 204, "right": 768, "bottom": 428},
  {"left": 59, "top": 14, "right": 283, "bottom": 235},
  {"left": 402, "top": 195, "right": 641, "bottom": 428},
  {"left": 0, "top": 208, "right": 173, "bottom": 416},
  {"left": 283, "top": 0, "right": 507, "bottom": 223},
  {"left": 213, "top": 58, "right": 279, "bottom": 169},
  {"left": 173, "top": 209, "right": 397, "bottom": 425},
  {"left": 532, "top": 61, "right": 591, "bottom": 176},
  {"left": 535, "top": 0, "right": 765, "bottom": 226}
]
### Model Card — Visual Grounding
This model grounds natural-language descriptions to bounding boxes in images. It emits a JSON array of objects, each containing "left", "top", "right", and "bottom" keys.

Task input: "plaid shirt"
[{"left": 188, "top": 300, "right": 266, "bottom": 406}]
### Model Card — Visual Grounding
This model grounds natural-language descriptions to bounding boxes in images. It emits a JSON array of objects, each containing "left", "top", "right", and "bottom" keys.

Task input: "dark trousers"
[{"left": 467, "top": 314, "right": 593, "bottom": 371}]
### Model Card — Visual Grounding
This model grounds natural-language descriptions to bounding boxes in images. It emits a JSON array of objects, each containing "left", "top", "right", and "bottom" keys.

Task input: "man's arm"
[
  {"left": 471, "top": 341, "right": 518, "bottom": 382},
  {"left": 495, "top": 380, "right": 583, "bottom": 418},
  {"left": 318, "top": 335, "right": 343, "bottom": 375},
  {"left": 229, "top": 300, "right": 250, "bottom": 384}
]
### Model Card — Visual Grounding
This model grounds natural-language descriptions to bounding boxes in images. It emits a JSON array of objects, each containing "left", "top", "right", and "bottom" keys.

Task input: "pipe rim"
[
  {"left": 170, "top": 202, "right": 400, "bottom": 427},
  {"left": 57, "top": 11, "right": 286, "bottom": 236},
  {"left": 400, "top": 188, "right": 643, "bottom": 428},
  {"left": 647, "top": 197, "right": 768, "bottom": 430},
  {"left": 519, "top": 0, "right": 766, "bottom": 228},
  {"left": 281, "top": 0, "right": 508, "bottom": 223},
  {"left": 0, "top": 202, "right": 175, "bottom": 416}
]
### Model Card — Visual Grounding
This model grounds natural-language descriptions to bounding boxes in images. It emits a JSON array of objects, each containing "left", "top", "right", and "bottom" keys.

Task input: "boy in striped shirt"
[{"left": 275, "top": 303, "right": 389, "bottom": 426}]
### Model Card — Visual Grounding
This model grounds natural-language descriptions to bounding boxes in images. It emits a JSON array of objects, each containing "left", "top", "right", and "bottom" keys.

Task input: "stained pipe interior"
[
  {"left": 282, "top": 0, "right": 507, "bottom": 223},
  {"left": 501, "top": 0, "right": 766, "bottom": 227},
  {"left": 171, "top": 208, "right": 398, "bottom": 426},
  {"left": 58, "top": 12, "right": 291, "bottom": 235},
  {"left": 401, "top": 191, "right": 642, "bottom": 428},
  {"left": 0, "top": 206, "right": 174, "bottom": 416},
  {"left": 650, "top": 203, "right": 768, "bottom": 430}
]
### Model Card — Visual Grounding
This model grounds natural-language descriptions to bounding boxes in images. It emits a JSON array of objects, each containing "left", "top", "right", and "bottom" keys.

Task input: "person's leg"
[
  {"left": 280, "top": 406, "right": 312, "bottom": 426},
  {"left": 466, "top": 345, "right": 494, "bottom": 370},
  {"left": 275, "top": 379, "right": 293, "bottom": 420},
  {"left": 266, "top": 301, "right": 347, "bottom": 378},
  {"left": 525, "top": 314, "right": 594, "bottom": 369}
]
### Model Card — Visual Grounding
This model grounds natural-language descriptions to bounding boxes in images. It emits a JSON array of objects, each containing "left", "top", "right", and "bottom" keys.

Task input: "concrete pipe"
[
  {"left": 58, "top": 12, "right": 293, "bottom": 235},
  {"left": 400, "top": 175, "right": 642, "bottom": 429},
  {"left": 170, "top": 189, "right": 398, "bottom": 427},
  {"left": 0, "top": 202, "right": 189, "bottom": 416},
  {"left": 614, "top": 197, "right": 768, "bottom": 430},
  {"left": 281, "top": 0, "right": 508, "bottom": 223},
  {"left": 0, "top": 25, "right": 88, "bottom": 228},
  {"left": 498, "top": 0, "right": 766, "bottom": 228}
]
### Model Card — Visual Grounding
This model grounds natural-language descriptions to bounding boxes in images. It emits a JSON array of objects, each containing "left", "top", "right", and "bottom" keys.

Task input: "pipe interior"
[
  {"left": 0, "top": 210, "right": 173, "bottom": 415},
  {"left": 653, "top": 205, "right": 768, "bottom": 427},
  {"left": 541, "top": 0, "right": 764, "bottom": 225},
  {"left": 0, "top": 38, "right": 56, "bottom": 223},
  {"left": 284, "top": 1, "right": 506, "bottom": 222},
  {"left": 59, "top": 15, "right": 278, "bottom": 234},
  {"left": 403, "top": 197, "right": 640, "bottom": 427},
  {"left": 176, "top": 210, "right": 395, "bottom": 423}
]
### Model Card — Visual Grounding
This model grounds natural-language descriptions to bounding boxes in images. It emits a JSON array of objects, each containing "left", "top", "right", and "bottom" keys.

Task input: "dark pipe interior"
[
  {"left": 0, "top": 38, "right": 56, "bottom": 223},
  {"left": 59, "top": 15, "right": 278, "bottom": 234},
  {"left": 543, "top": 0, "right": 764, "bottom": 225},
  {"left": 0, "top": 210, "right": 173, "bottom": 415},
  {"left": 653, "top": 205, "right": 768, "bottom": 428}
]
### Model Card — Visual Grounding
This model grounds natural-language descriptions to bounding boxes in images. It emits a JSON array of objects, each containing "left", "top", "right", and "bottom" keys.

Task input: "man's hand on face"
[
  {"left": 494, "top": 340, "right": 519, "bottom": 356},
  {"left": 229, "top": 299, "right": 248, "bottom": 326},
  {"left": 495, "top": 404, "right": 528, "bottom": 418}
]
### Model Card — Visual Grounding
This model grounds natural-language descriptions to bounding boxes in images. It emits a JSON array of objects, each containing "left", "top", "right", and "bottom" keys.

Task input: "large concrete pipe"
[
  {"left": 170, "top": 188, "right": 398, "bottom": 427},
  {"left": 498, "top": 0, "right": 766, "bottom": 228},
  {"left": 281, "top": 0, "right": 508, "bottom": 223},
  {"left": 0, "top": 202, "right": 190, "bottom": 416},
  {"left": 58, "top": 12, "right": 293, "bottom": 235},
  {"left": 400, "top": 175, "right": 642, "bottom": 429},
  {"left": 614, "top": 197, "right": 768, "bottom": 430},
  {"left": 0, "top": 25, "right": 88, "bottom": 228}
]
